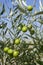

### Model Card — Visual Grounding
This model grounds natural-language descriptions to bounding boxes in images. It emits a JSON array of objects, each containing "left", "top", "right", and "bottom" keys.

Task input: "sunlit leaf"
[
  {"left": 39, "top": 0, "right": 43, "bottom": 11},
  {"left": 32, "top": 11, "right": 43, "bottom": 16}
]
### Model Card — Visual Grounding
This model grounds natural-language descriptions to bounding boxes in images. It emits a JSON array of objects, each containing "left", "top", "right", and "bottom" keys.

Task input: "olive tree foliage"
[{"left": 0, "top": 0, "right": 43, "bottom": 65}]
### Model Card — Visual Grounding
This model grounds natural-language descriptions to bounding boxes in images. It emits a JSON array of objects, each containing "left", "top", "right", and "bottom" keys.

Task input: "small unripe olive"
[
  {"left": 30, "top": 28, "right": 35, "bottom": 35},
  {"left": 14, "top": 38, "right": 20, "bottom": 45},
  {"left": 13, "top": 50, "right": 19, "bottom": 57},
  {"left": 18, "top": 26, "right": 21, "bottom": 31},
  {"left": 7, "top": 49, "right": 13, "bottom": 54},
  {"left": 27, "top": 5, "right": 33, "bottom": 11},
  {"left": 22, "top": 26, "right": 27, "bottom": 32},
  {"left": 4, "top": 47, "right": 9, "bottom": 52},
  {"left": 28, "top": 24, "right": 32, "bottom": 29}
]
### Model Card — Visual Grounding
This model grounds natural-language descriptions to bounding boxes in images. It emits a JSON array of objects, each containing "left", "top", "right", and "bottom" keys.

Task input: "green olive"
[
  {"left": 14, "top": 38, "right": 20, "bottom": 45},
  {"left": 4, "top": 47, "right": 9, "bottom": 52},
  {"left": 7, "top": 49, "right": 13, "bottom": 54},
  {"left": 18, "top": 26, "right": 21, "bottom": 31},
  {"left": 28, "top": 24, "right": 32, "bottom": 29},
  {"left": 27, "top": 5, "right": 33, "bottom": 11},
  {"left": 13, "top": 50, "right": 19, "bottom": 57},
  {"left": 22, "top": 26, "right": 27, "bottom": 32},
  {"left": 30, "top": 28, "right": 35, "bottom": 35}
]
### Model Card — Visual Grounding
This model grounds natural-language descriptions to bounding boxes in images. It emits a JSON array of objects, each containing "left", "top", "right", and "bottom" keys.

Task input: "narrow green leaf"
[
  {"left": 0, "top": 23, "right": 7, "bottom": 29},
  {"left": 37, "top": 60, "right": 43, "bottom": 65},
  {"left": 32, "top": 11, "right": 43, "bottom": 16},
  {"left": 0, "top": 4, "right": 5, "bottom": 15},
  {"left": 14, "top": 14, "right": 21, "bottom": 22}
]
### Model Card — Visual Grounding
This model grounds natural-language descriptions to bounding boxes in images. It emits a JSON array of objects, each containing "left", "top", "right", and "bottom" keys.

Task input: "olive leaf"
[
  {"left": 37, "top": 60, "right": 43, "bottom": 65},
  {"left": 0, "top": 41, "right": 4, "bottom": 49},
  {"left": 0, "top": 4, "right": 5, "bottom": 15},
  {"left": 32, "top": 11, "right": 43, "bottom": 16},
  {"left": 14, "top": 14, "right": 21, "bottom": 22},
  {"left": 17, "top": 0, "right": 26, "bottom": 13},
  {"left": 0, "top": 23, "right": 7, "bottom": 29}
]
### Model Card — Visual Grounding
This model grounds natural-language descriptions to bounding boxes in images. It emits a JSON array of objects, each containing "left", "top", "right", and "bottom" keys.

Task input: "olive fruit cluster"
[
  {"left": 18, "top": 25, "right": 27, "bottom": 32},
  {"left": 18, "top": 24, "right": 35, "bottom": 35},
  {"left": 4, "top": 47, "right": 19, "bottom": 57},
  {"left": 28, "top": 24, "right": 35, "bottom": 35}
]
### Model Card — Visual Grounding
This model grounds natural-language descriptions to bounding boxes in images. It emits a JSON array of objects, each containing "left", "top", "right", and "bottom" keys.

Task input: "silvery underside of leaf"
[{"left": 39, "top": 0, "right": 43, "bottom": 11}]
